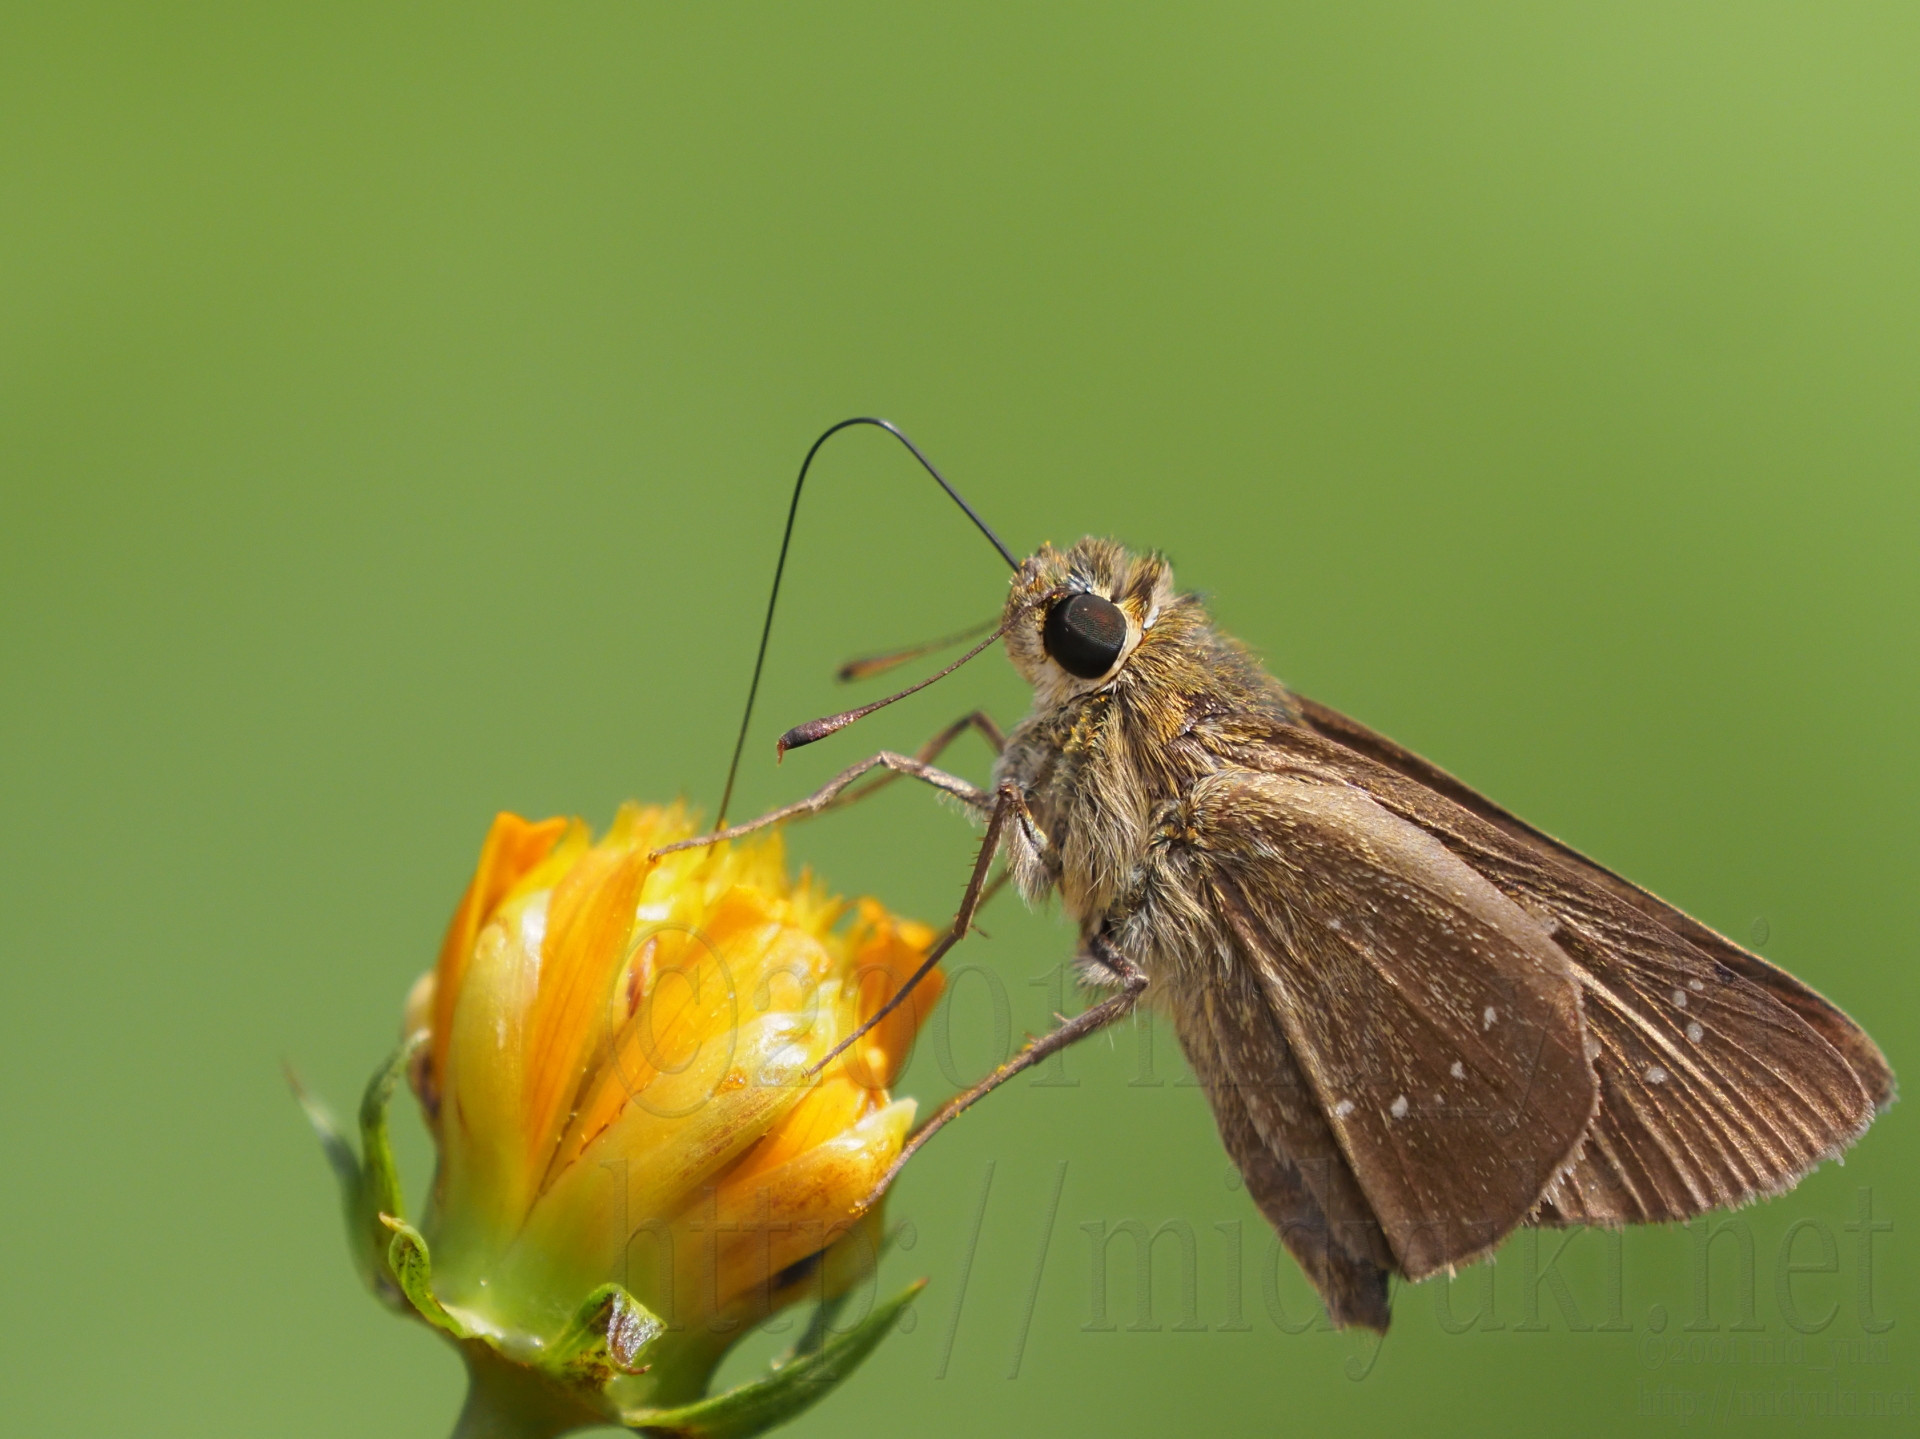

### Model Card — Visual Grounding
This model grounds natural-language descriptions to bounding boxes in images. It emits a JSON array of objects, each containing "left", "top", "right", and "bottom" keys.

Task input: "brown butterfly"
[{"left": 669, "top": 420, "right": 1894, "bottom": 1332}]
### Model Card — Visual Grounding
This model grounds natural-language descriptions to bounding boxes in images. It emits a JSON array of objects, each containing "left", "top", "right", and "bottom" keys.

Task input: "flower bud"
[{"left": 297, "top": 805, "right": 940, "bottom": 1437}]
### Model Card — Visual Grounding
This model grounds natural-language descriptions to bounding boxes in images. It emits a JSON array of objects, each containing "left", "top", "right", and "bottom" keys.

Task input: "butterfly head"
[{"left": 1003, "top": 539, "right": 1179, "bottom": 707}]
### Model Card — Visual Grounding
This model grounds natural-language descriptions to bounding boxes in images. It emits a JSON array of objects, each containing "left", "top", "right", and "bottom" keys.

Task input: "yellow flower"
[{"left": 300, "top": 804, "right": 940, "bottom": 1436}]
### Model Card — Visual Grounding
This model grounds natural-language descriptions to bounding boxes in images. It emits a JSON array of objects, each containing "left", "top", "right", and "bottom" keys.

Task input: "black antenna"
[{"left": 715, "top": 418, "right": 1018, "bottom": 829}]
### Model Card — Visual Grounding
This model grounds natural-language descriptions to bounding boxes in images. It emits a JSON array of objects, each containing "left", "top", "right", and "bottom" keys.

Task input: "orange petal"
[
  {"left": 502, "top": 1009, "right": 830, "bottom": 1317},
  {"left": 517, "top": 838, "right": 653, "bottom": 1183},
  {"left": 844, "top": 902, "right": 944, "bottom": 1091},
  {"left": 694, "top": 1098, "right": 914, "bottom": 1318},
  {"left": 728, "top": 1074, "right": 878, "bottom": 1184},
  {"left": 552, "top": 927, "right": 749, "bottom": 1176},
  {"left": 552, "top": 891, "right": 838, "bottom": 1176},
  {"left": 432, "top": 891, "right": 550, "bottom": 1281},
  {"left": 429, "top": 813, "right": 569, "bottom": 1087}
]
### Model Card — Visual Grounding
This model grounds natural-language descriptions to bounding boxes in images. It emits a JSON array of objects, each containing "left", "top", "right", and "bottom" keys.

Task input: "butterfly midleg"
[
  {"left": 921, "top": 708, "right": 1007, "bottom": 756},
  {"left": 807, "top": 782, "right": 1036, "bottom": 1080},
  {"left": 856, "top": 932, "right": 1149, "bottom": 1211},
  {"left": 651, "top": 746, "right": 991, "bottom": 859}
]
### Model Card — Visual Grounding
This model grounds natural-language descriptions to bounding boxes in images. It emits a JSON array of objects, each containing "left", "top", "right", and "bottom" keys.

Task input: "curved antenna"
[{"left": 715, "top": 418, "right": 1018, "bottom": 829}]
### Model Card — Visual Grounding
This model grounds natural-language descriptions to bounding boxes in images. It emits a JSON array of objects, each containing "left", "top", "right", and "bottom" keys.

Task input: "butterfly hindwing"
[{"left": 1171, "top": 957, "right": 1396, "bottom": 1330}]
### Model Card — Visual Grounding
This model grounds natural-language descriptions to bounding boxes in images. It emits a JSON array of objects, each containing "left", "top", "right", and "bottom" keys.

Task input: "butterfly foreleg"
[
  {"left": 652, "top": 748, "right": 991, "bottom": 859},
  {"left": 919, "top": 708, "right": 1007, "bottom": 757},
  {"left": 830, "top": 710, "right": 1008, "bottom": 813}
]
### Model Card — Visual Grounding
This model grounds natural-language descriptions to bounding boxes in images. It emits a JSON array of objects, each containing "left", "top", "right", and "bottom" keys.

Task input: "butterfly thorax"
[{"left": 993, "top": 538, "right": 1298, "bottom": 934}]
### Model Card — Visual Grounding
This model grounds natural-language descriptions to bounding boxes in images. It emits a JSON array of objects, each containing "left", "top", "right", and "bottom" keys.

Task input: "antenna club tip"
[{"left": 777, "top": 717, "right": 837, "bottom": 757}]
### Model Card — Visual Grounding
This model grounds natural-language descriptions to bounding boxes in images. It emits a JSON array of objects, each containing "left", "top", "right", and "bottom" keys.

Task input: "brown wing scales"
[
  {"left": 1156, "top": 770, "right": 1598, "bottom": 1285},
  {"left": 1265, "top": 701, "right": 1886, "bottom": 1226},
  {"left": 1137, "top": 698, "right": 1887, "bottom": 1328},
  {"left": 1172, "top": 960, "right": 1396, "bottom": 1331},
  {"left": 1512, "top": 888, "right": 1874, "bottom": 1224},
  {"left": 1291, "top": 691, "right": 1894, "bottom": 1113}
]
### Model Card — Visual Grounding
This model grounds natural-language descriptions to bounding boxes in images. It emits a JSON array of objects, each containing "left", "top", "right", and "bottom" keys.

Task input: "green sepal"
[
  {"left": 620, "top": 1280, "right": 924, "bottom": 1438},
  {"left": 777, "top": 1218, "right": 908, "bottom": 1367},
  {"left": 358, "top": 1031, "right": 423, "bottom": 1234},
  {"left": 288, "top": 1032, "right": 426, "bottom": 1306},
  {"left": 542, "top": 1283, "right": 666, "bottom": 1389},
  {"left": 288, "top": 1065, "right": 375, "bottom": 1288},
  {"left": 381, "top": 1214, "right": 470, "bottom": 1339}
]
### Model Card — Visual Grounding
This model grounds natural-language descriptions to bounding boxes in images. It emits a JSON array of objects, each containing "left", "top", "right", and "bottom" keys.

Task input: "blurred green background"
[{"left": 3, "top": 4, "right": 1914, "bottom": 1435}]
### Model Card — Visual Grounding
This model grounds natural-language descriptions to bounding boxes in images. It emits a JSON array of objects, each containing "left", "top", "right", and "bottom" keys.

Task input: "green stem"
[{"left": 449, "top": 1344, "right": 601, "bottom": 1439}]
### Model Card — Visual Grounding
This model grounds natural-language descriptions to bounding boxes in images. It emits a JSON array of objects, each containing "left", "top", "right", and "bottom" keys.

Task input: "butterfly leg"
[
  {"left": 901, "top": 713, "right": 1015, "bottom": 922},
  {"left": 918, "top": 708, "right": 1007, "bottom": 756},
  {"left": 830, "top": 710, "right": 1006, "bottom": 812},
  {"left": 651, "top": 749, "right": 991, "bottom": 860},
  {"left": 802, "top": 783, "right": 1035, "bottom": 1086},
  {"left": 856, "top": 932, "right": 1149, "bottom": 1211}
]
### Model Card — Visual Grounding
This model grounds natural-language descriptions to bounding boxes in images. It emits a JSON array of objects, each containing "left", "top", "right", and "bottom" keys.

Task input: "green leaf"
[
  {"left": 778, "top": 1217, "right": 909, "bottom": 1365},
  {"left": 381, "top": 1214, "right": 470, "bottom": 1339},
  {"left": 356, "top": 1031, "right": 428, "bottom": 1302},
  {"left": 621, "top": 1280, "right": 924, "bottom": 1439},
  {"left": 543, "top": 1283, "right": 667, "bottom": 1389}
]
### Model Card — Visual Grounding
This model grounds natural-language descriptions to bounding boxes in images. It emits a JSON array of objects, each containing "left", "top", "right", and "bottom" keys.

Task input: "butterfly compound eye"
[{"left": 1042, "top": 593, "right": 1128, "bottom": 680}]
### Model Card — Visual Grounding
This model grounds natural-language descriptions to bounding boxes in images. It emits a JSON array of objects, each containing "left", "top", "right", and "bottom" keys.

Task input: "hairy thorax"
[
  {"left": 995, "top": 669, "right": 1262, "bottom": 936},
  {"left": 991, "top": 535, "right": 1303, "bottom": 958}
]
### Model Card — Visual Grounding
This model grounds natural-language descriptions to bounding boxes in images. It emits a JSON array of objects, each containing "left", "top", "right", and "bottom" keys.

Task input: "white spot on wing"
[
  {"left": 1483, "top": 1005, "right": 1498, "bottom": 1030},
  {"left": 1689, "top": 979, "right": 1705, "bottom": 992},
  {"left": 1645, "top": 1065, "right": 1668, "bottom": 1085},
  {"left": 1327, "top": 917, "right": 1342, "bottom": 932},
  {"left": 1671, "top": 988, "right": 1688, "bottom": 1008},
  {"left": 1390, "top": 1094, "right": 1410, "bottom": 1119},
  {"left": 1450, "top": 1060, "right": 1466, "bottom": 1080},
  {"left": 1333, "top": 1098, "right": 1355, "bottom": 1119},
  {"left": 1686, "top": 1021, "right": 1704, "bottom": 1043}
]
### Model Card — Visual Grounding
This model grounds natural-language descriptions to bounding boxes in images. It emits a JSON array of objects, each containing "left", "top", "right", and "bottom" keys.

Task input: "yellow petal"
[
  {"left": 495, "top": 1010, "right": 833, "bottom": 1321},
  {"left": 411, "top": 804, "right": 941, "bottom": 1351},
  {"left": 726, "top": 1074, "right": 879, "bottom": 1182},
  {"left": 433, "top": 890, "right": 551, "bottom": 1278}
]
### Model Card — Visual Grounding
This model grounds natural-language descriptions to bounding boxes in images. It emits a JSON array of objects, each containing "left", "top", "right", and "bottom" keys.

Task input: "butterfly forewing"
[
  {"left": 1489, "top": 863, "right": 1875, "bottom": 1223},
  {"left": 1289, "top": 692, "right": 1894, "bottom": 1112},
  {"left": 1245, "top": 710, "right": 1884, "bottom": 1227},
  {"left": 1155, "top": 770, "right": 1600, "bottom": 1281}
]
